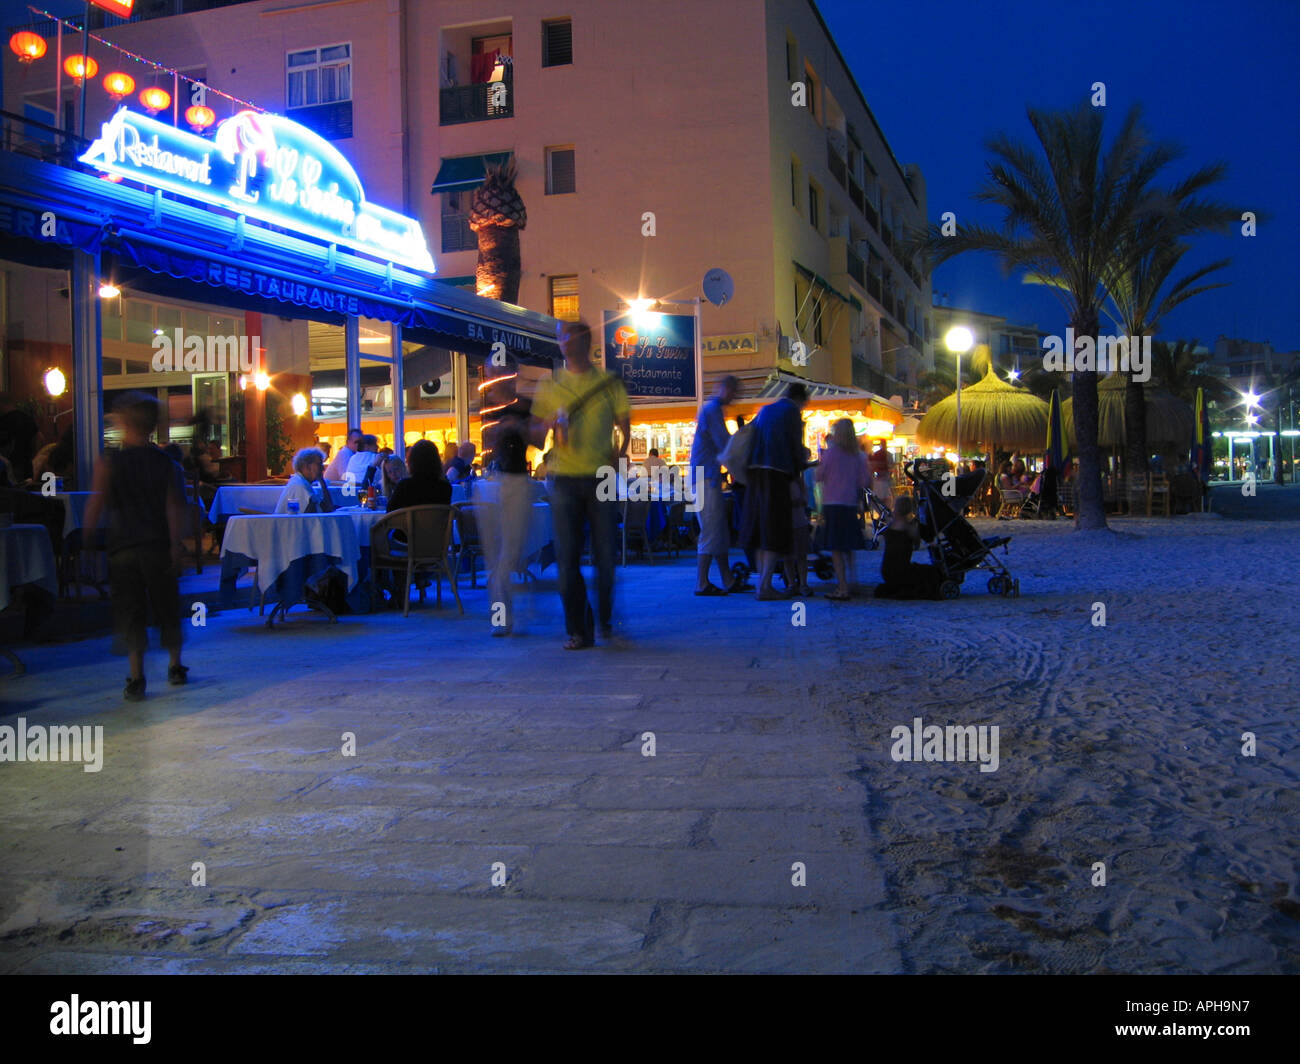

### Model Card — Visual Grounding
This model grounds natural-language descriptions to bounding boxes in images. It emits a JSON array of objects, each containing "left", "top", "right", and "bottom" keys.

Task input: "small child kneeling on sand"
[{"left": 875, "top": 496, "right": 942, "bottom": 600}]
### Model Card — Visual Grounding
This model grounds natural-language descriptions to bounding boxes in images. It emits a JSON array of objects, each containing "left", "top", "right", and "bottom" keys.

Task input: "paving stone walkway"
[{"left": 0, "top": 553, "right": 901, "bottom": 973}]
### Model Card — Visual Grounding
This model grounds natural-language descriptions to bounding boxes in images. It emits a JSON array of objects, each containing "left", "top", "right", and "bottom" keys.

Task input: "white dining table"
[
  {"left": 55, "top": 491, "right": 97, "bottom": 538},
  {"left": 221, "top": 512, "right": 365, "bottom": 595},
  {"left": 0, "top": 523, "right": 58, "bottom": 612},
  {"left": 207, "top": 484, "right": 349, "bottom": 523}
]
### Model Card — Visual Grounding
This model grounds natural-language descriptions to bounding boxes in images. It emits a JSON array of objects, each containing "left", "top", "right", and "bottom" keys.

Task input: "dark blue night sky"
[
  {"left": 819, "top": 0, "right": 1299, "bottom": 351},
  {"left": 5, "top": 0, "right": 1296, "bottom": 349}
]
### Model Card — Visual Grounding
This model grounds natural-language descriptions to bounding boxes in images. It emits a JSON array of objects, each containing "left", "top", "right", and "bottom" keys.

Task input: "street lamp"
[{"left": 944, "top": 326, "right": 974, "bottom": 457}]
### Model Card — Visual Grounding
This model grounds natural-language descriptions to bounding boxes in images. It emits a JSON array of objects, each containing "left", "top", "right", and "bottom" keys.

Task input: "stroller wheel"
[
  {"left": 814, "top": 558, "right": 834, "bottom": 580},
  {"left": 731, "top": 562, "right": 750, "bottom": 581},
  {"left": 987, "top": 576, "right": 1005, "bottom": 595},
  {"left": 939, "top": 580, "right": 961, "bottom": 600}
]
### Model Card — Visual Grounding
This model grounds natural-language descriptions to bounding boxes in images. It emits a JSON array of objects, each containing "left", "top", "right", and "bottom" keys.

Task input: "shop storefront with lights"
[{"left": 1, "top": 20, "right": 558, "bottom": 486}]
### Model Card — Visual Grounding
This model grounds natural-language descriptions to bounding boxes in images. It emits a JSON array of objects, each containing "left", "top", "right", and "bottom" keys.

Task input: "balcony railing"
[
  {"left": 441, "top": 212, "right": 477, "bottom": 253},
  {"left": 440, "top": 77, "right": 514, "bottom": 126},
  {"left": 827, "top": 143, "right": 847, "bottom": 188},
  {"left": 848, "top": 177, "right": 864, "bottom": 214},
  {"left": 0, "top": 109, "right": 87, "bottom": 168},
  {"left": 846, "top": 246, "right": 865, "bottom": 288}
]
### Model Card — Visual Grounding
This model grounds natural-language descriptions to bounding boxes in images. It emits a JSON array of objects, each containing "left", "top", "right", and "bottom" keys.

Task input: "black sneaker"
[
  {"left": 124, "top": 677, "right": 146, "bottom": 701},
  {"left": 168, "top": 664, "right": 189, "bottom": 686}
]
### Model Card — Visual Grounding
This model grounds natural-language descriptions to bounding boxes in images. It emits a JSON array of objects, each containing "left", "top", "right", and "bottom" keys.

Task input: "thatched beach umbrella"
[
  {"left": 1062, "top": 373, "right": 1195, "bottom": 450},
  {"left": 917, "top": 368, "right": 1050, "bottom": 452}
]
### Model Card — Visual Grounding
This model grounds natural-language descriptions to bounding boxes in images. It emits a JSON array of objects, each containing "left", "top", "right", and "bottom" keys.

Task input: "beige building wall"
[{"left": 3, "top": 0, "right": 930, "bottom": 400}]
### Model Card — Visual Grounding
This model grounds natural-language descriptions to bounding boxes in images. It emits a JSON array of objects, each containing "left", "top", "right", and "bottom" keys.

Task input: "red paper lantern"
[
  {"left": 185, "top": 104, "right": 215, "bottom": 131},
  {"left": 139, "top": 86, "right": 171, "bottom": 114},
  {"left": 9, "top": 31, "right": 47, "bottom": 63},
  {"left": 64, "top": 54, "right": 98, "bottom": 82},
  {"left": 103, "top": 72, "right": 135, "bottom": 100}
]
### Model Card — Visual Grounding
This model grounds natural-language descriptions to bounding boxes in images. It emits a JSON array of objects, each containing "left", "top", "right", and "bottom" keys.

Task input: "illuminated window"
[
  {"left": 287, "top": 44, "right": 352, "bottom": 109},
  {"left": 549, "top": 275, "right": 579, "bottom": 321},
  {"left": 546, "top": 146, "right": 576, "bottom": 195},
  {"left": 803, "top": 61, "right": 820, "bottom": 122}
]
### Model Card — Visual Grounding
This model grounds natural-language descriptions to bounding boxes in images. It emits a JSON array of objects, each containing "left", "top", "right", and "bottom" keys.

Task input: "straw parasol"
[
  {"left": 1061, "top": 373, "right": 1195, "bottom": 450},
  {"left": 917, "top": 368, "right": 1049, "bottom": 452}
]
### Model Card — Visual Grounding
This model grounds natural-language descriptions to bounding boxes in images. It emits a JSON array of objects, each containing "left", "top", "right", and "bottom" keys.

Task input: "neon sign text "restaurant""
[{"left": 80, "top": 108, "right": 434, "bottom": 272}]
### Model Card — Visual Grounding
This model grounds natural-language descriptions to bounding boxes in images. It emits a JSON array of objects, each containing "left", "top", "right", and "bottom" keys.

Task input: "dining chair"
[
  {"left": 621, "top": 499, "right": 653, "bottom": 565},
  {"left": 450, "top": 501, "right": 485, "bottom": 588},
  {"left": 369, "top": 504, "right": 461, "bottom": 616}
]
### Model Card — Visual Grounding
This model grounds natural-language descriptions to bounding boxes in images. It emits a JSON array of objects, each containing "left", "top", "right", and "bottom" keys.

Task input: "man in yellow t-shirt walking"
[{"left": 531, "top": 319, "right": 631, "bottom": 649}]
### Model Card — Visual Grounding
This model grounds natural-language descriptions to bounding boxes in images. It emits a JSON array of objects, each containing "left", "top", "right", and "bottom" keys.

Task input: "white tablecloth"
[
  {"left": 0, "top": 524, "right": 58, "bottom": 611},
  {"left": 208, "top": 484, "right": 349, "bottom": 522},
  {"left": 56, "top": 491, "right": 97, "bottom": 538},
  {"left": 221, "top": 513, "right": 363, "bottom": 593}
]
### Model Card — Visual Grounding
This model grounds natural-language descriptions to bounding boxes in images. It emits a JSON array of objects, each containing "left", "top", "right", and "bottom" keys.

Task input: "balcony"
[
  {"left": 441, "top": 212, "right": 476, "bottom": 253},
  {"left": 440, "top": 77, "right": 514, "bottom": 126},
  {"left": 846, "top": 246, "right": 865, "bottom": 288},
  {"left": 827, "top": 142, "right": 847, "bottom": 189},
  {"left": 866, "top": 275, "right": 882, "bottom": 304},
  {"left": 848, "top": 177, "right": 864, "bottom": 214}
]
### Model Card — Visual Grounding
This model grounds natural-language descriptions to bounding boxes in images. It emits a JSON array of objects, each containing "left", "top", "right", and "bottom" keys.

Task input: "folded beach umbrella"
[{"left": 1044, "top": 388, "right": 1064, "bottom": 470}]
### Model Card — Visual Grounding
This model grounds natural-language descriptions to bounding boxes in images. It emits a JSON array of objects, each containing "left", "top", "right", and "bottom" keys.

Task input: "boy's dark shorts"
[{"left": 109, "top": 545, "right": 182, "bottom": 655}]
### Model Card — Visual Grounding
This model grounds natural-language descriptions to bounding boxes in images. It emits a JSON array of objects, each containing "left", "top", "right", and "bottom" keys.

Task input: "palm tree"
[
  {"left": 1150, "top": 339, "right": 1234, "bottom": 406},
  {"left": 916, "top": 101, "right": 1216, "bottom": 530},
  {"left": 470, "top": 158, "right": 527, "bottom": 303},
  {"left": 1102, "top": 232, "right": 1232, "bottom": 481}
]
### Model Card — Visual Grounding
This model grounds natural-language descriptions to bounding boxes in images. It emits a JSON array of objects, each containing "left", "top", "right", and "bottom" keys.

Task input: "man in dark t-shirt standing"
[
  {"left": 480, "top": 371, "right": 534, "bottom": 635},
  {"left": 83, "top": 391, "right": 188, "bottom": 700}
]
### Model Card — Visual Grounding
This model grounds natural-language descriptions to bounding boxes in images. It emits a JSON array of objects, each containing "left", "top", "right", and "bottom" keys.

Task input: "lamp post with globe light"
[{"left": 944, "top": 326, "right": 974, "bottom": 460}]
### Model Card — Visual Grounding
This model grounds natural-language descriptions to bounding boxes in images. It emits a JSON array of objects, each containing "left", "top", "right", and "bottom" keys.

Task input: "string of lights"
[{"left": 27, "top": 5, "right": 267, "bottom": 114}]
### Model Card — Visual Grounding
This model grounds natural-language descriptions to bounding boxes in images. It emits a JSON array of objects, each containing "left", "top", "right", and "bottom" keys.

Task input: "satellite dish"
[{"left": 702, "top": 268, "right": 734, "bottom": 307}]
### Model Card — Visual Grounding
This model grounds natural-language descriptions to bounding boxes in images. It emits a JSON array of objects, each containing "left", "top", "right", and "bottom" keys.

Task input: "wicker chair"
[{"left": 369, "top": 504, "right": 461, "bottom": 616}]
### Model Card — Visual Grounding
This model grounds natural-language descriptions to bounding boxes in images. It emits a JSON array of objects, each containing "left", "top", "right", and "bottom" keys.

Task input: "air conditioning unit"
[{"left": 420, "top": 373, "right": 454, "bottom": 398}]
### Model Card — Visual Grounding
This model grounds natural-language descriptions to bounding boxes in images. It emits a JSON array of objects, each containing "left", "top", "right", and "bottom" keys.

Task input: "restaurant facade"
[
  {"left": 0, "top": 100, "right": 560, "bottom": 486},
  {"left": 3, "top": 0, "right": 926, "bottom": 475}
]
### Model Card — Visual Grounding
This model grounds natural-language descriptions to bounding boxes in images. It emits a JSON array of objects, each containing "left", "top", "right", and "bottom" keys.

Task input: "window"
[
  {"left": 543, "top": 18, "right": 573, "bottom": 66},
  {"left": 550, "top": 275, "right": 580, "bottom": 321},
  {"left": 790, "top": 157, "right": 801, "bottom": 209},
  {"left": 546, "top": 146, "right": 576, "bottom": 194},
  {"left": 785, "top": 36, "right": 797, "bottom": 82},
  {"left": 808, "top": 181, "right": 821, "bottom": 231},
  {"left": 286, "top": 44, "right": 352, "bottom": 109},
  {"left": 441, "top": 189, "right": 476, "bottom": 253},
  {"left": 803, "top": 61, "right": 820, "bottom": 122}
]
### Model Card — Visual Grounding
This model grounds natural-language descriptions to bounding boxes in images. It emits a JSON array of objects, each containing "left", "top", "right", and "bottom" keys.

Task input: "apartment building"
[
  {"left": 3, "top": 0, "right": 931, "bottom": 461},
  {"left": 931, "top": 304, "right": 1049, "bottom": 380}
]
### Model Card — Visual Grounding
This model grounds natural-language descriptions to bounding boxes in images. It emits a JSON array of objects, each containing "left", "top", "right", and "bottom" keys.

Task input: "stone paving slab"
[{"left": 0, "top": 555, "right": 901, "bottom": 973}]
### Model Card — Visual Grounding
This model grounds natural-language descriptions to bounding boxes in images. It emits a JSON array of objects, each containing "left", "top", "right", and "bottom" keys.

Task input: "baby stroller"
[
  {"left": 906, "top": 461, "right": 1020, "bottom": 599},
  {"left": 863, "top": 483, "right": 892, "bottom": 549}
]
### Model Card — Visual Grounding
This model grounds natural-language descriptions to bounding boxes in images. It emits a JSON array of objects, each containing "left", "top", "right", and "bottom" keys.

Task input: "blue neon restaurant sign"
[
  {"left": 602, "top": 309, "right": 697, "bottom": 399},
  {"left": 80, "top": 107, "right": 434, "bottom": 272}
]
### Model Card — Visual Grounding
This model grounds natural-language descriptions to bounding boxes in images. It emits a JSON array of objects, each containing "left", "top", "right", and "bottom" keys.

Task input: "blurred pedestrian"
[
  {"left": 817, "top": 418, "right": 870, "bottom": 600},
  {"left": 743, "top": 382, "right": 809, "bottom": 599},
  {"left": 481, "top": 372, "right": 534, "bottom": 634},
  {"left": 691, "top": 374, "right": 740, "bottom": 595},
  {"left": 82, "top": 392, "right": 188, "bottom": 700},
  {"left": 531, "top": 318, "right": 630, "bottom": 648}
]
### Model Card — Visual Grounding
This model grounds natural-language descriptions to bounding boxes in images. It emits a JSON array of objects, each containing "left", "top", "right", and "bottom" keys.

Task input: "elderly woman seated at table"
[
  {"left": 386, "top": 439, "right": 451, "bottom": 511},
  {"left": 276, "top": 448, "right": 337, "bottom": 513}
]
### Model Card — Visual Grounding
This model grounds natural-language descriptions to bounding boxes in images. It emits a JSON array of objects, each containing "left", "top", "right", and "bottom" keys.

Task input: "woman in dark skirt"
[
  {"left": 815, "top": 418, "right": 870, "bottom": 599},
  {"left": 877, "top": 496, "right": 943, "bottom": 599}
]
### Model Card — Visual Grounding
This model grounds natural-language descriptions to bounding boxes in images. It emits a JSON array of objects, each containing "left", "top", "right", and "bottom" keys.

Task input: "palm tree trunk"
[
  {"left": 1072, "top": 312, "right": 1109, "bottom": 530},
  {"left": 475, "top": 226, "right": 522, "bottom": 304},
  {"left": 1124, "top": 360, "right": 1149, "bottom": 480}
]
